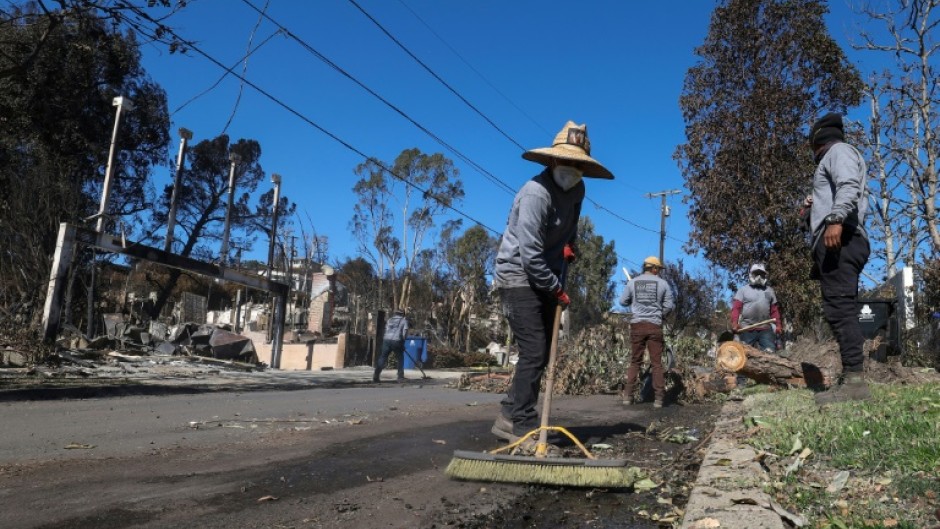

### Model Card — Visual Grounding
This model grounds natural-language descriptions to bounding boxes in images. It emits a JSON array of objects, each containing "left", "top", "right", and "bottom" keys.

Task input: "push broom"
[{"left": 445, "top": 266, "right": 638, "bottom": 488}]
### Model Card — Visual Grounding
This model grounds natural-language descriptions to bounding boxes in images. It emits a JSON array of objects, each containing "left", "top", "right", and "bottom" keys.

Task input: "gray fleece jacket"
[
  {"left": 493, "top": 170, "right": 583, "bottom": 293},
  {"left": 811, "top": 142, "right": 868, "bottom": 240},
  {"left": 619, "top": 272, "right": 675, "bottom": 326}
]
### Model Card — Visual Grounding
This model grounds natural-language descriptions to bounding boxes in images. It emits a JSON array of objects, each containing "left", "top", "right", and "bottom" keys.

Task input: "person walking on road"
[
  {"left": 804, "top": 112, "right": 871, "bottom": 405},
  {"left": 374, "top": 308, "right": 409, "bottom": 383},
  {"left": 491, "top": 121, "right": 614, "bottom": 444},
  {"left": 731, "top": 263, "right": 783, "bottom": 353},
  {"left": 619, "top": 256, "right": 674, "bottom": 408}
]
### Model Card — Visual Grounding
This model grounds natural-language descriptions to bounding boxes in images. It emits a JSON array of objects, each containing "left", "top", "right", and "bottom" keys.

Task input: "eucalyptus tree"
[
  {"left": 675, "top": 0, "right": 863, "bottom": 329},
  {"left": 350, "top": 148, "right": 463, "bottom": 311}
]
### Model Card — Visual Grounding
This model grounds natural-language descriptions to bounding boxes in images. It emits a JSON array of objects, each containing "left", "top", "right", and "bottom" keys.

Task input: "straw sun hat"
[{"left": 522, "top": 121, "right": 614, "bottom": 179}]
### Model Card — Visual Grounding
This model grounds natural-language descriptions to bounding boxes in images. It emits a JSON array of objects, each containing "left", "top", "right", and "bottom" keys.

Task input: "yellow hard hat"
[{"left": 643, "top": 256, "right": 663, "bottom": 268}]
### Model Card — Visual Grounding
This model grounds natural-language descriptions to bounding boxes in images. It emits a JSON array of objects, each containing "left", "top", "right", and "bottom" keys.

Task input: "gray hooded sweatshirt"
[
  {"left": 619, "top": 272, "right": 675, "bottom": 326},
  {"left": 811, "top": 142, "right": 868, "bottom": 240},
  {"left": 493, "top": 170, "right": 583, "bottom": 293}
]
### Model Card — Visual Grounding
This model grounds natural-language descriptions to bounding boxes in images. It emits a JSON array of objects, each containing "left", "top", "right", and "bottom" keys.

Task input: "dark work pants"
[
  {"left": 739, "top": 329, "right": 775, "bottom": 352},
  {"left": 813, "top": 229, "right": 870, "bottom": 373},
  {"left": 625, "top": 322, "right": 665, "bottom": 400},
  {"left": 375, "top": 339, "right": 404, "bottom": 379},
  {"left": 499, "top": 286, "right": 558, "bottom": 436}
]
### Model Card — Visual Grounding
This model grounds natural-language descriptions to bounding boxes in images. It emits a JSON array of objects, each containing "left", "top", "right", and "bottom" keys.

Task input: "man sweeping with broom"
[{"left": 447, "top": 122, "right": 636, "bottom": 488}]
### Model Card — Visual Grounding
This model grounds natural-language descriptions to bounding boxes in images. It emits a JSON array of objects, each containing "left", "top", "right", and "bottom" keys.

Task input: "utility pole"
[
  {"left": 266, "top": 174, "right": 282, "bottom": 281},
  {"left": 287, "top": 234, "right": 296, "bottom": 328},
  {"left": 219, "top": 152, "right": 241, "bottom": 265},
  {"left": 645, "top": 189, "right": 682, "bottom": 264},
  {"left": 164, "top": 127, "right": 193, "bottom": 253},
  {"left": 95, "top": 96, "right": 133, "bottom": 233}
]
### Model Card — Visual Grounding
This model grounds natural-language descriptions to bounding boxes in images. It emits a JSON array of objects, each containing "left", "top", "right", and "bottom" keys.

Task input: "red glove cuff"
[
  {"left": 563, "top": 244, "right": 576, "bottom": 263},
  {"left": 554, "top": 288, "right": 570, "bottom": 306}
]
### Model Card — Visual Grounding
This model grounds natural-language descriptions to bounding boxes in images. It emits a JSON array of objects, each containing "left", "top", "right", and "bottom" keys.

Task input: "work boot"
[
  {"left": 653, "top": 399, "right": 664, "bottom": 409},
  {"left": 621, "top": 397, "right": 634, "bottom": 406},
  {"left": 815, "top": 373, "right": 872, "bottom": 406},
  {"left": 491, "top": 414, "right": 514, "bottom": 441},
  {"left": 372, "top": 370, "right": 381, "bottom": 383}
]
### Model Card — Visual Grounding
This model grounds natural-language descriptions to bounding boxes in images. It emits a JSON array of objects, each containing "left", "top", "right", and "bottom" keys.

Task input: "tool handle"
[
  {"left": 536, "top": 263, "right": 567, "bottom": 457},
  {"left": 734, "top": 318, "right": 776, "bottom": 334}
]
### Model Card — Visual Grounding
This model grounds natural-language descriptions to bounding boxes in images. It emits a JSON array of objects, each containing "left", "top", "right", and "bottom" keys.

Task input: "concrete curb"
[{"left": 680, "top": 399, "right": 786, "bottom": 529}]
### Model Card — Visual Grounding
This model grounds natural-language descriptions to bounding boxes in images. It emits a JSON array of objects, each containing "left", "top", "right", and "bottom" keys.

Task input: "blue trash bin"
[{"left": 403, "top": 337, "right": 427, "bottom": 369}]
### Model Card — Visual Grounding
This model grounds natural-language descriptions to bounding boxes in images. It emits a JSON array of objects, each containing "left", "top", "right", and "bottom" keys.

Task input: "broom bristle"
[{"left": 445, "top": 456, "right": 640, "bottom": 488}]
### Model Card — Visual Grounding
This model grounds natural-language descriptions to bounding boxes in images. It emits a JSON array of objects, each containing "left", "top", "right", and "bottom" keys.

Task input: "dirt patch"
[{"left": 784, "top": 336, "right": 940, "bottom": 385}]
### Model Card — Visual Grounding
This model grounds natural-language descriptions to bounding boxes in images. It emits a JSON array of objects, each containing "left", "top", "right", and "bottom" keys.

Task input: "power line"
[
  {"left": 239, "top": 0, "right": 516, "bottom": 197},
  {"left": 347, "top": 0, "right": 527, "bottom": 152},
  {"left": 395, "top": 0, "right": 551, "bottom": 137},
  {"left": 348, "top": 0, "right": 684, "bottom": 246},
  {"left": 118, "top": 6, "right": 505, "bottom": 240}
]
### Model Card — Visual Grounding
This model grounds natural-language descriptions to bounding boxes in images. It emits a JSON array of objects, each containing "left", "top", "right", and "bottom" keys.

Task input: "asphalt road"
[
  {"left": 0, "top": 377, "right": 714, "bottom": 529},
  {"left": 0, "top": 382, "right": 500, "bottom": 464}
]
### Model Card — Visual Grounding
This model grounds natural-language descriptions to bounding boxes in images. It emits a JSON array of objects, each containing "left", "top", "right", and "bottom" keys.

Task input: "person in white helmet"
[{"left": 731, "top": 263, "right": 783, "bottom": 353}]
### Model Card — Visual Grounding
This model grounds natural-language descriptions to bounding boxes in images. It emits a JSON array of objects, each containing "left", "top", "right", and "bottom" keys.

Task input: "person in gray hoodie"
[
  {"left": 490, "top": 121, "right": 614, "bottom": 444},
  {"left": 374, "top": 308, "right": 409, "bottom": 383},
  {"left": 619, "top": 256, "right": 674, "bottom": 407},
  {"left": 804, "top": 112, "right": 871, "bottom": 405}
]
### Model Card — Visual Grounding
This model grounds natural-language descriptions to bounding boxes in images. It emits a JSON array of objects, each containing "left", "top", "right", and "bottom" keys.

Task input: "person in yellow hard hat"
[{"left": 618, "top": 256, "right": 674, "bottom": 408}]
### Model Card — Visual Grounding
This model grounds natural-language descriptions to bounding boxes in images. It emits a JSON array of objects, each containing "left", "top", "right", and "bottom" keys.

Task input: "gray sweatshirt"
[
  {"left": 811, "top": 142, "right": 868, "bottom": 240},
  {"left": 383, "top": 313, "right": 408, "bottom": 342},
  {"left": 493, "top": 170, "right": 583, "bottom": 293},
  {"left": 619, "top": 272, "right": 675, "bottom": 326}
]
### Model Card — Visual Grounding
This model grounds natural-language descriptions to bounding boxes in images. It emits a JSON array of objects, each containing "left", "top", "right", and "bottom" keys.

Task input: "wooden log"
[{"left": 716, "top": 341, "right": 831, "bottom": 388}]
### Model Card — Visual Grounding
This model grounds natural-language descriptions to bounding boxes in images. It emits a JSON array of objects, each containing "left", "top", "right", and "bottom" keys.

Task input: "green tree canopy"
[
  {"left": 567, "top": 217, "right": 617, "bottom": 334},
  {"left": 675, "top": 0, "right": 863, "bottom": 330},
  {"left": 0, "top": 4, "right": 169, "bottom": 318}
]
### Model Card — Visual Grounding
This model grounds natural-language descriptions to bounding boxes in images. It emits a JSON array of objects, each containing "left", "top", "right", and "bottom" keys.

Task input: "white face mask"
[
  {"left": 749, "top": 273, "right": 767, "bottom": 287},
  {"left": 552, "top": 165, "right": 583, "bottom": 191}
]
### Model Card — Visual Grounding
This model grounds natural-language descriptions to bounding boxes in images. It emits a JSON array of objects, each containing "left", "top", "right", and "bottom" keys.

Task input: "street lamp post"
[
  {"left": 164, "top": 127, "right": 193, "bottom": 253},
  {"left": 219, "top": 152, "right": 241, "bottom": 265},
  {"left": 266, "top": 173, "right": 282, "bottom": 281},
  {"left": 95, "top": 96, "right": 134, "bottom": 233}
]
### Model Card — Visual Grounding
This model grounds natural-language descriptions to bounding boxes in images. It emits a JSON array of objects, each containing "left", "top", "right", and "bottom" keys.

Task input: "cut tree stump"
[{"left": 716, "top": 341, "right": 831, "bottom": 388}]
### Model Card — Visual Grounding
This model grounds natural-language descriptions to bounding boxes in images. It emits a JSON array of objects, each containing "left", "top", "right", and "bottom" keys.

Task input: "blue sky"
[{"left": 138, "top": 0, "right": 874, "bottom": 281}]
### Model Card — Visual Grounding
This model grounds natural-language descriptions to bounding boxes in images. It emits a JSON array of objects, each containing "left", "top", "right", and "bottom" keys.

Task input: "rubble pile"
[{"left": 0, "top": 315, "right": 264, "bottom": 383}]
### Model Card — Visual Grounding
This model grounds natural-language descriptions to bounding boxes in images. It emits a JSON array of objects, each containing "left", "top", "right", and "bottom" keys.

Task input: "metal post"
[
  {"left": 287, "top": 234, "right": 296, "bottom": 328},
  {"left": 644, "top": 189, "right": 681, "bottom": 264},
  {"left": 271, "top": 293, "right": 288, "bottom": 368},
  {"left": 265, "top": 174, "right": 282, "bottom": 345},
  {"left": 96, "top": 96, "right": 134, "bottom": 233},
  {"left": 164, "top": 127, "right": 193, "bottom": 253},
  {"left": 266, "top": 174, "right": 282, "bottom": 281},
  {"left": 219, "top": 152, "right": 241, "bottom": 265},
  {"left": 42, "top": 224, "right": 77, "bottom": 342},
  {"left": 234, "top": 288, "right": 242, "bottom": 332}
]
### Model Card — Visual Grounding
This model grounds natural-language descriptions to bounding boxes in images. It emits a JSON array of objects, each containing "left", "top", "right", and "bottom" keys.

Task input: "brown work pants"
[{"left": 624, "top": 322, "right": 665, "bottom": 401}]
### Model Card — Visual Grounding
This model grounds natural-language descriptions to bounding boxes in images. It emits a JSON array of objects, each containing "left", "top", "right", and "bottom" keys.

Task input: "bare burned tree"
[
  {"left": 856, "top": 0, "right": 940, "bottom": 263},
  {"left": 675, "top": 0, "right": 864, "bottom": 330}
]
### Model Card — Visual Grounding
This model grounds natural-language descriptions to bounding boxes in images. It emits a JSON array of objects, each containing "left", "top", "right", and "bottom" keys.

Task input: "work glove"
[
  {"left": 731, "top": 323, "right": 740, "bottom": 333},
  {"left": 775, "top": 326, "right": 783, "bottom": 335},
  {"left": 563, "top": 244, "right": 576, "bottom": 263},
  {"left": 554, "top": 287, "right": 570, "bottom": 308}
]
